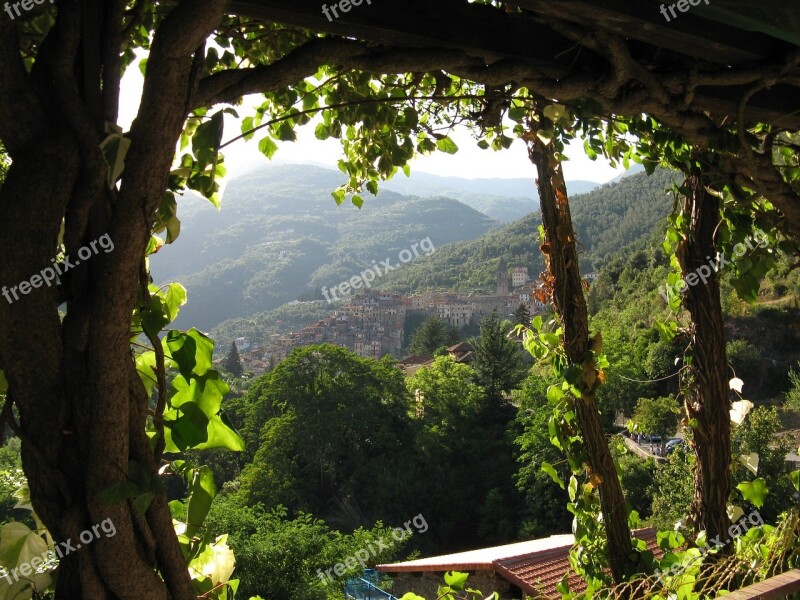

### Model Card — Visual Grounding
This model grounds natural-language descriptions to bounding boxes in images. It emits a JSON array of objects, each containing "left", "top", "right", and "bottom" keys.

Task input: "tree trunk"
[
  {"left": 0, "top": 1, "right": 228, "bottom": 597},
  {"left": 675, "top": 170, "right": 732, "bottom": 547},
  {"left": 527, "top": 135, "right": 632, "bottom": 581}
]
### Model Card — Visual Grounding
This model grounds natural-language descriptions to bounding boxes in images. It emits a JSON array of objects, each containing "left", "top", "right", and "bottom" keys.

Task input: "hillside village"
[{"left": 228, "top": 264, "right": 597, "bottom": 374}]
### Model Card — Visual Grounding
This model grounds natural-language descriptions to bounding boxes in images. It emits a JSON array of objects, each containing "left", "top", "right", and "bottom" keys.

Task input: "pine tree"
[
  {"left": 408, "top": 317, "right": 459, "bottom": 355},
  {"left": 225, "top": 341, "right": 243, "bottom": 377},
  {"left": 471, "top": 309, "right": 527, "bottom": 403},
  {"left": 514, "top": 302, "right": 531, "bottom": 326}
]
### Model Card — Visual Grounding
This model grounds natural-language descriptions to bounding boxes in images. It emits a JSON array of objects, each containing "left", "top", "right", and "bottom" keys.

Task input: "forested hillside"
[
  {"left": 149, "top": 165, "right": 498, "bottom": 330},
  {"left": 377, "top": 167, "right": 681, "bottom": 292},
  {"left": 210, "top": 167, "right": 680, "bottom": 346}
]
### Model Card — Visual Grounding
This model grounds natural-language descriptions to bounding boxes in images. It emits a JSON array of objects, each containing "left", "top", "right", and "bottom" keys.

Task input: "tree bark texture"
[
  {"left": 675, "top": 171, "right": 732, "bottom": 548},
  {"left": 0, "top": 1, "right": 228, "bottom": 597},
  {"left": 527, "top": 135, "right": 632, "bottom": 582}
]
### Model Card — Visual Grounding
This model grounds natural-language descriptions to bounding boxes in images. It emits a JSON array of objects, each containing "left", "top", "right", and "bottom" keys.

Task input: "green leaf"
[
  {"left": 543, "top": 104, "right": 568, "bottom": 122},
  {"left": 133, "top": 492, "right": 155, "bottom": 516},
  {"left": 257, "top": 136, "right": 278, "bottom": 159},
  {"left": 657, "top": 530, "right": 685, "bottom": 550},
  {"left": 331, "top": 189, "right": 346, "bottom": 205},
  {"left": 163, "top": 403, "right": 210, "bottom": 452},
  {"left": 314, "top": 122, "right": 330, "bottom": 140},
  {"left": 165, "top": 329, "right": 214, "bottom": 380},
  {"left": 170, "top": 371, "right": 229, "bottom": 416},
  {"left": 272, "top": 121, "right": 297, "bottom": 142},
  {"left": 537, "top": 129, "right": 554, "bottom": 145},
  {"left": 192, "top": 111, "right": 224, "bottom": 165},
  {"left": 186, "top": 466, "right": 217, "bottom": 538},
  {"left": 568, "top": 475, "right": 578, "bottom": 502},
  {"left": 736, "top": 478, "right": 768, "bottom": 508},
  {"left": 351, "top": 194, "right": 364, "bottom": 208},
  {"left": 0, "top": 522, "right": 48, "bottom": 570},
  {"left": 791, "top": 470, "right": 799, "bottom": 492},
  {"left": 195, "top": 414, "right": 245, "bottom": 452},
  {"left": 135, "top": 352, "right": 157, "bottom": 398},
  {"left": 163, "top": 283, "right": 188, "bottom": 323},
  {"left": 443, "top": 571, "right": 469, "bottom": 590},
  {"left": 241, "top": 116, "right": 255, "bottom": 141},
  {"left": 435, "top": 137, "right": 459, "bottom": 154},
  {"left": 97, "top": 481, "right": 140, "bottom": 506},
  {"left": 541, "top": 461, "right": 565, "bottom": 489}
]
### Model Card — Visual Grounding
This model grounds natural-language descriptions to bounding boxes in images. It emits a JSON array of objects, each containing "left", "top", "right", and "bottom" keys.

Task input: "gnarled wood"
[{"left": 527, "top": 134, "right": 632, "bottom": 581}]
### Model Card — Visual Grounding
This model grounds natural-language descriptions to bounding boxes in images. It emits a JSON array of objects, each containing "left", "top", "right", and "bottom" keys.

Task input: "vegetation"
[
  {"left": 408, "top": 317, "right": 459, "bottom": 356},
  {"left": 0, "top": 0, "right": 798, "bottom": 597},
  {"left": 224, "top": 341, "right": 243, "bottom": 377},
  {"left": 630, "top": 396, "right": 681, "bottom": 444}
]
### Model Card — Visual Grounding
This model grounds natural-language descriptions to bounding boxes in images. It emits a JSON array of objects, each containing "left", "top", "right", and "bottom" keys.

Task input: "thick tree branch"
[
  {"left": 0, "top": 15, "right": 48, "bottom": 154},
  {"left": 193, "top": 37, "right": 482, "bottom": 108}
]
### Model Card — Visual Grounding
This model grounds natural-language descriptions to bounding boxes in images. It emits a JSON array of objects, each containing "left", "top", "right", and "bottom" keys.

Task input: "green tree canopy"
[
  {"left": 631, "top": 395, "right": 681, "bottom": 439},
  {"left": 408, "top": 317, "right": 459, "bottom": 356}
]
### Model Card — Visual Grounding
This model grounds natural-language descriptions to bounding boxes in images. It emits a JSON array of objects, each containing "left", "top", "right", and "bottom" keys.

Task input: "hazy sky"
[{"left": 120, "top": 58, "right": 627, "bottom": 186}]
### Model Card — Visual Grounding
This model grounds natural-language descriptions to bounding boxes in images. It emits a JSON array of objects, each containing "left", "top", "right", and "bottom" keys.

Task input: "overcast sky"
[{"left": 120, "top": 59, "right": 627, "bottom": 187}]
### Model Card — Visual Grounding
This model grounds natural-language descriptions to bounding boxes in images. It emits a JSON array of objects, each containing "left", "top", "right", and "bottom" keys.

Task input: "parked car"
[
  {"left": 640, "top": 434, "right": 662, "bottom": 444},
  {"left": 665, "top": 438, "right": 687, "bottom": 454}
]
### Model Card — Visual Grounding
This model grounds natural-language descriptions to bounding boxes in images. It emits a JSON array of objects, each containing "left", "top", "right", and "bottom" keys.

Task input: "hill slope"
[
  {"left": 376, "top": 167, "right": 681, "bottom": 293},
  {"left": 380, "top": 170, "right": 599, "bottom": 222},
  {"left": 150, "top": 165, "right": 499, "bottom": 330},
  {"left": 210, "top": 167, "right": 681, "bottom": 346}
]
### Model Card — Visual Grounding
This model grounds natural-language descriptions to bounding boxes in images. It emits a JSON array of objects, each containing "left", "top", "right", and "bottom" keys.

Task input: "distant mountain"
[
  {"left": 150, "top": 164, "right": 499, "bottom": 331},
  {"left": 607, "top": 163, "right": 645, "bottom": 184},
  {"left": 211, "top": 167, "right": 681, "bottom": 347},
  {"left": 375, "top": 167, "right": 681, "bottom": 293},
  {"left": 380, "top": 170, "right": 599, "bottom": 222}
]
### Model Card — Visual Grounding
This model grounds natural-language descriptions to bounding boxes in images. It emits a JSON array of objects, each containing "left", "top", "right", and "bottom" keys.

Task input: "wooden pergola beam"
[{"left": 227, "top": 0, "right": 800, "bottom": 128}]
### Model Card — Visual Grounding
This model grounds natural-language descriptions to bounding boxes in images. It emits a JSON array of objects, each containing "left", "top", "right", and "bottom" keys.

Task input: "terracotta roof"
[
  {"left": 378, "top": 535, "right": 573, "bottom": 572},
  {"left": 399, "top": 355, "right": 433, "bottom": 365},
  {"left": 447, "top": 342, "right": 474, "bottom": 353},
  {"left": 378, "top": 529, "right": 661, "bottom": 598}
]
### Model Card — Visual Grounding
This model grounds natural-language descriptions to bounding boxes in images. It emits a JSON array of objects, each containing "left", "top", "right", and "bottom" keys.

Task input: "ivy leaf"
[
  {"left": 543, "top": 104, "right": 568, "bottom": 122},
  {"left": 192, "top": 111, "right": 224, "bottom": 169},
  {"left": 443, "top": 571, "right": 468, "bottom": 590},
  {"left": 736, "top": 478, "right": 768, "bottom": 508},
  {"left": 170, "top": 371, "right": 229, "bottom": 416},
  {"left": 0, "top": 522, "right": 48, "bottom": 570},
  {"left": 656, "top": 530, "right": 685, "bottom": 550},
  {"left": 541, "top": 461, "right": 565, "bottom": 489},
  {"left": 165, "top": 329, "right": 214, "bottom": 380},
  {"left": 186, "top": 466, "right": 216, "bottom": 539},
  {"left": 99, "top": 127, "right": 132, "bottom": 189},
  {"left": 730, "top": 400, "right": 754, "bottom": 427},
  {"left": 163, "top": 402, "right": 210, "bottom": 451},
  {"left": 196, "top": 414, "right": 245, "bottom": 452},
  {"left": 272, "top": 121, "right": 297, "bottom": 142},
  {"left": 740, "top": 453, "right": 759, "bottom": 475}
]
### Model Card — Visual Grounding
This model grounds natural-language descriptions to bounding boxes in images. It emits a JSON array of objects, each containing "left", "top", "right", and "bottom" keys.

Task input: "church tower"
[{"left": 496, "top": 258, "right": 510, "bottom": 296}]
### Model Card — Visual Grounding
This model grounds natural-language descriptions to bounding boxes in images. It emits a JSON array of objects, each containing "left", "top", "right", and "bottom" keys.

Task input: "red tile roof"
[{"left": 378, "top": 529, "right": 661, "bottom": 598}]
